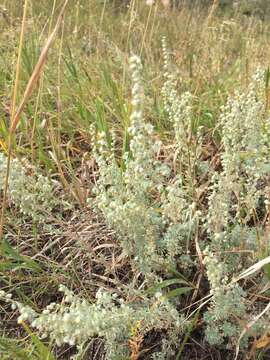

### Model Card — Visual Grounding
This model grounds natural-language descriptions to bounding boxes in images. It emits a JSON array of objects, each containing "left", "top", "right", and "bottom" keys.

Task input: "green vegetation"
[{"left": 1, "top": 0, "right": 270, "bottom": 359}]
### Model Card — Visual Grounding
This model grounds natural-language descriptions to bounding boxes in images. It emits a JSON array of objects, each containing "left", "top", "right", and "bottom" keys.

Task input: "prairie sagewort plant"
[
  {"left": 93, "top": 50, "right": 201, "bottom": 278},
  {"left": 0, "top": 153, "right": 61, "bottom": 222},
  {"left": 0, "top": 286, "right": 183, "bottom": 359},
  {"left": 204, "top": 68, "right": 270, "bottom": 346},
  {"left": 2, "top": 48, "right": 270, "bottom": 358}
]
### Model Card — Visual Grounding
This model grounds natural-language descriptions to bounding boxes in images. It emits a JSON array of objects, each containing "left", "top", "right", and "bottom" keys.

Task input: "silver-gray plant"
[
  {"left": 92, "top": 54, "right": 199, "bottom": 276},
  {"left": 0, "top": 153, "right": 60, "bottom": 222}
]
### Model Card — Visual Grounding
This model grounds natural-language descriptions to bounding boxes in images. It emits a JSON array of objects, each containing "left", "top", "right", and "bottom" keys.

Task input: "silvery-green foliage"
[
  {"left": 160, "top": 37, "right": 201, "bottom": 258},
  {"left": 93, "top": 53, "right": 201, "bottom": 274},
  {"left": 203, "top": 249, "right": 246, "bottom": 345},
  {"left": 160, "top": 177, "right": 198, "bottom": 259},
  {"left": 161, "top": 37, "right": 192, "bottom": 165},
  {"left": 93, "top": 55, "right": 175, "bottom": 274},
  {"left": 161, "top": 37, "right": 202, "bottom": 181},
  {"left": 87, "top": 54, "right": 199, "bottom": 355},
  {"left": 151, "top": 328, "right": 180, "bottom": 359},
  {"left": 203, "top": 69, "right": 270, "bottom": 345},
  {"left": 0, "top": 153, "right": 59, "bottom": 222},
  {"left": 0, "top": 287, "right": 184, "bottom": 360},
  {"left": 207, "top": 69, "right": 270, "bottom": 250},
  {"left": 91, "top": 52, "right": 270, "bottom": 351}
]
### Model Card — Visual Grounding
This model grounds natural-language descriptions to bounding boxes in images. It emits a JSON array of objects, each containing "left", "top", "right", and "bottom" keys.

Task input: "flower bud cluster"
[
  {"left": 203, "top": 249, "right": 246, "bottom": 345},
  {"left": 92, "top": 55, "right": 173, "bottom": 274},
  {"left": 207, "top": 72, "right": 270, "bottom": 243},
  {"left": 0, "top": 153, "right": 59, "bottom": 222},
  {"left": 161, "top": 37, "right": 200, "bottom": 181},
  {"left": 92, "top": 52, "right": 201, "bottom": 274},
  {"left": 1, "top": 285, "right": 184, "bottom": 359},
  {"left": 204, "top": 71, "right": 270, "bottom": 346}
]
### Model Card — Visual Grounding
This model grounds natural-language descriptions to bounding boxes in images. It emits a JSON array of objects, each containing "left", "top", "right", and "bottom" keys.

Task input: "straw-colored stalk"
[{"left": 0, "top": 0, "right": 69, "bottom": 239}]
